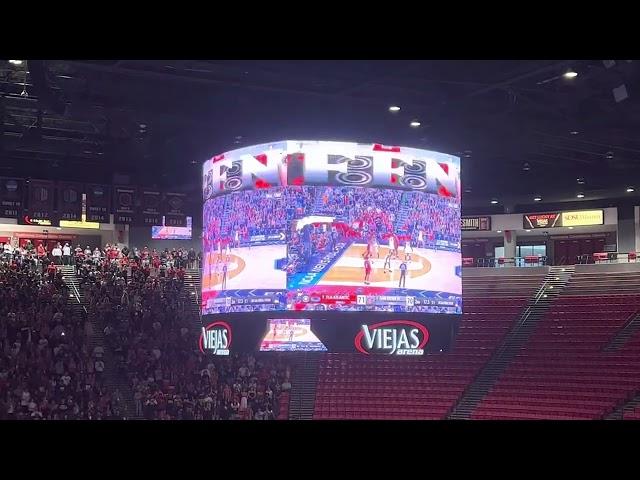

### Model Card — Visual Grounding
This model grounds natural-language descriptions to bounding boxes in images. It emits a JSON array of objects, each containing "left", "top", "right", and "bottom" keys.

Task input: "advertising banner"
[
  {"left": 523, "top": 212, "right": 561, "bottom": 229},
  {"left": 561, "top": 210, "right": 604, "bottom": 227},
  {"left": 461, "top": 216, "right": 491, "bottom": 231},
  {"left": 524, "top": 210, "right": 604, "bottom": 229}
]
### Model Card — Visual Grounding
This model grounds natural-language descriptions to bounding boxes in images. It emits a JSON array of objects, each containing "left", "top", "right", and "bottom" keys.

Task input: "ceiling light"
[
  {"left": 389, "top": 105, "right": 401, "bottom": 112},
  {"left": 568, "top": 226, "right": 574, "bottom": 230},
  {"left": 410, "top": 120, "right": 421, "bottom": 128},
  {"left": 496, "top": 230, "right": 502, "bottom": 233},
  {"left": 576, "top": 177, "right": 585, "bottom": 185},
  {"left": 626, "top": 187, "right": 635, "bottom": 193},
  {"left": 570, "top": 130, "right": 579, "bottom": 135},
  {"left": 606, "top": 151, "right": 614, "bottom": 159},
  {"left": 490, "top": 199, "right": 498, "bottom": 205},
  {"left": 576, "top": 193, "right": 585, "bottom": 198},
  {"left": 9, "top": 60, "right": 23, "bottom": 65},
  {"left": 522, "top": 162, "right": 531, "bottom": 171},
  {"left": 563, "top": 70, "right": 578, "bottom": 79},
  {"left": 533, "top": 196, "right": 542, "bottom": 202}
]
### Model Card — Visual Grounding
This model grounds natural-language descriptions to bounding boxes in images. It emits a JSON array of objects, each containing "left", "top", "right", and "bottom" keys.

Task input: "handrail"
[{"left": 64, "top": 267, "right": 88, "bottom": 315}]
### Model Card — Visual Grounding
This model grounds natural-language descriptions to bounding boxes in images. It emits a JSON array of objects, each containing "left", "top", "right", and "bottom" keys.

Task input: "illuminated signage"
[
  {"left": 198, "top": 321, "right": 231, "bottom": 355},
  {"left": 354, "top": 320, "right": 429, "bottom": 356},
  {"left": 203, "top": 141, "right": 460, "bottom": 199},
  {"left": 20, "top": 215, "right": 52, "bottom": 226},
  {"left": 59, "top": 214, "right": 100, "bottom": 229},
  {"left": 461, "top": 216, "right": 491, "bottom": 231},
  {"left": 561, "top": 210, "right": 603, "bottom": 227},
  {"left": 523, "top": 210, "right": 603, "bottom": 229},
  {"left": 523, "top": 213, "right": 561, "bottom": 229}
]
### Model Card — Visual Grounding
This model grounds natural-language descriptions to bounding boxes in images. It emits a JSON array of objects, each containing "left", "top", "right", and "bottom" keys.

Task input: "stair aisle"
[
  {"left": 289, "top": 354, "right": 321, "bottom": 420},
  {"left": 60, "top": 265, "right": 140, "bottom": 419},
  {"left": 448, "top": 265, "right": 575, "bottom": 419}
]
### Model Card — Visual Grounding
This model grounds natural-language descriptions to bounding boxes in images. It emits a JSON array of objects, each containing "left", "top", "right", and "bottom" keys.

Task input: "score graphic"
[{"left": 201, "top": 141, "right": 462, "bottom": 316}]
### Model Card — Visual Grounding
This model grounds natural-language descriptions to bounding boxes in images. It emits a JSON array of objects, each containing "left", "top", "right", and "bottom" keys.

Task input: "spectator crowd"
[{"left": 1, "top": 241, "right": 293, "bottom": 420}]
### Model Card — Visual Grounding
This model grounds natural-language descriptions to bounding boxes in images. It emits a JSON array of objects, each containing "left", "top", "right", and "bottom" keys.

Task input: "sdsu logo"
[
  {"left": 355, "top": 320, "right": 428, "bottom": 356},
  {"left": 199, "top": 321, "right": 232, "bottom": 355}
]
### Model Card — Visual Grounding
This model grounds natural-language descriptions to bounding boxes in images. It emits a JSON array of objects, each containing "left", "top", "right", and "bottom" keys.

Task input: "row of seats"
[
  {"left": 314, "top": 274, "right": 546, "bottom": 419},
  {"left": 473, "top": 294, "right": 640, "bottom": 420}
]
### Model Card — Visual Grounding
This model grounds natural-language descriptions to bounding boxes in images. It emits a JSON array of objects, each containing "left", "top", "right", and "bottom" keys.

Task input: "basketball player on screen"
[
  {"left": 404, "top": 239, "right": 413, "bottom": 261},
  {"left": 417, "top": 228, "right": 425, "bottom": 249},
  {"left": 372, "top": 235, "right": 379, "bottom": 258},
  {"left": 221, "top": 259, "right": 228, "bottom": 290},
  {"left": 383, "top": 248, "right": 393, "bottom": 273},
  {"left": 364, "top": 255, "right": 372, "bottom": 285}
]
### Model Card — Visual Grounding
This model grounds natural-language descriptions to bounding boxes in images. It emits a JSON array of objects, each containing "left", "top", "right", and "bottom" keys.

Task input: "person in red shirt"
[
  {"left": 363, "top": 255, "right": 372, "bottom": 285},
  {"left": 176, "top": 267, "right": 185, "bottom": 281},
  {"left": 47, "top": 261, "right": 57, "bottom": 280}
]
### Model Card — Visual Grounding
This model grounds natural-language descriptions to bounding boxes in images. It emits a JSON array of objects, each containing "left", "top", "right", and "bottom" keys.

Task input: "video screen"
[
  {"left": 260, "top": 318, "right": 327, "bottom": 352},
  {"left": 152, "top": 216, "right": 193, "bottom": 240},
  {"left": 201, "top": 141, "right": 461, "bottom": 315}
]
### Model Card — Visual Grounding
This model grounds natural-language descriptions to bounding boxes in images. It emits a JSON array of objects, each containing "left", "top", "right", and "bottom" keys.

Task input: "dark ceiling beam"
[
  {"left": 334, "top": 61, "right": 427, "bottom": 96},
  {"left": 465, "top": 60, "right": 573, "bottom": 99},
  {"left": 66, "top": 60, "right": 436, "bottom": 110}
]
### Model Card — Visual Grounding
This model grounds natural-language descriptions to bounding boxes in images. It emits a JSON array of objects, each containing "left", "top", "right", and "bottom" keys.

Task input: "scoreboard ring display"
[{"left": 200, "top": 140, "right": 462, "bottom": 355}]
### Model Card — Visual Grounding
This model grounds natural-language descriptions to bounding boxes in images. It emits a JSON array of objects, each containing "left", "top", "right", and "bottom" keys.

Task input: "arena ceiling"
[{"left": 1, "top": 59, "right": 639, "bottom": 213}]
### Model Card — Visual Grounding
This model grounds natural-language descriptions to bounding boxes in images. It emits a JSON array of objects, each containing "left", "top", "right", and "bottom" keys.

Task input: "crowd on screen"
[
  {"left": 203, "top": 189, "right": 289, "bottom": 250},
  {"left": 400, "top": 193, "right": 461, "bottom": 247}
]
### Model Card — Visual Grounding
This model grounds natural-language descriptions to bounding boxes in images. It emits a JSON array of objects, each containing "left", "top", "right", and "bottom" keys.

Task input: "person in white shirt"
[
  {"left": 404, "top": 239, "right": 413, "bottom": 261},
  {"left": 51, "top": 243, "right": 63, "bottom": 265},
  {"left": 92, "top": 247, "right": 101, "bottom": 265},
  {"left": 3, "top": 242, "right": 13, "bottom": 260},
  {"left": 62, "top": 242, "right": 71, "bottom": 265},
  {"left": 388, "top": 235, "right": 396, "bottom": 258}
]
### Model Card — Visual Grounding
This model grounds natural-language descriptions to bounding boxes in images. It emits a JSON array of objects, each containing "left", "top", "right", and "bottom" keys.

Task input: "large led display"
[
  {"left": 152, "top": 216, "right": 193, "bottom": 240},
  {"left": 202, "top": 141, "right": 461, "bottom": 315},
  {"left": 260, "top": 319, "right": 327, "bottom": 352}
]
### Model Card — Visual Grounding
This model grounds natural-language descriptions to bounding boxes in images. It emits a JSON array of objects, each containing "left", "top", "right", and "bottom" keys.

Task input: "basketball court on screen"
[
  {"left": 202, "top": 244, "right": 286, "bottom": 291},
  {"left": 318, "top": 244, "right": 461, "bottom": 294}
]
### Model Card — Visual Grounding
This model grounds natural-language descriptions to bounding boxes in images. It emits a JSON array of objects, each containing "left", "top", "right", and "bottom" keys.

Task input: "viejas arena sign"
[
  {"left": 203, "top": 140, "right": 460, "bottom": 200},
  {"left": 199, "top": 321, "right": 232, "bottom": 355},
  {"left": 354, "top": 320, "right": 429, "bottom": 356}
]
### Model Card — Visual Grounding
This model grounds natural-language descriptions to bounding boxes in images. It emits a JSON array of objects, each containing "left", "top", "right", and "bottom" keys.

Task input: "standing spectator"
[
  {"left": 62, "top": 242, "right": 71, "bottom": 266},
  {"left": 51, "top": 243, "right": 63, "bottom": 265}
]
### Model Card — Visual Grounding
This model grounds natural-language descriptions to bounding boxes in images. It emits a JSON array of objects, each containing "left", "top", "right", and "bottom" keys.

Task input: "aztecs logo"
[
  {"left": 199, "top": 321, "right": 232, "bottom": 355},
  {"left": 355, "top": 320, "right": 429, "bottom": 356}
]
